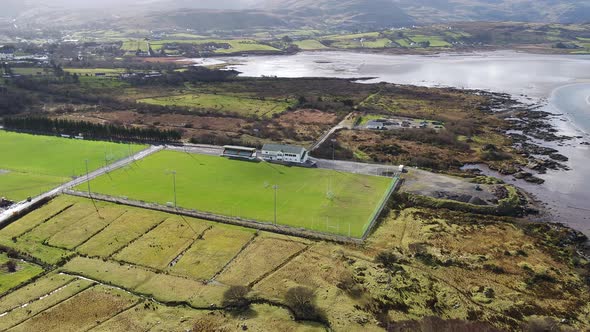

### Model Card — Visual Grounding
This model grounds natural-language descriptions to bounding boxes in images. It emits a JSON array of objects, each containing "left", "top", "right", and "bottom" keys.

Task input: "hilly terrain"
[{"left": 1, "top": 0, "right": 589, "bottom": 31}]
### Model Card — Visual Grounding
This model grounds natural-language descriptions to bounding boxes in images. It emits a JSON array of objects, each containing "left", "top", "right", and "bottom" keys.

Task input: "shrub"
[
  {"left": 222, "top": 285, "right": 251, "bottom": 311},
  {"left": 375, "top": 251, "right": 400, "bottom": 268},
  {"left": 336, "top": 270, "right": 364, "bottom": 298},
  {"left": 483, "top": 263, "right": 506, "bottom": 274},
  {"left": 522, "top": 316, "right": 559, "bottom": 332},
  {"left": 6, "top": 260, "right": 17, "bottom": 273},
  {"left": 191, "top": 316, "right": 229, "bottom": 332},
  {"left": 284, "top": 286, "right": 326, "bottom": 322}
]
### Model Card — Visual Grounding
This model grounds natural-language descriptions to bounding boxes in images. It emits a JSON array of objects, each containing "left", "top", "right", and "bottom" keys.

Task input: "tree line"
[{"left": 3, "top": 117, "right": 182, "bottom": 142}]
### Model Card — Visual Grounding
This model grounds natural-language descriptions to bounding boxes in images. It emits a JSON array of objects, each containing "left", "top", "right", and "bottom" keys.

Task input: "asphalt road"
[
  {"left": 0, "top": 145, "right": 163, "bottom": 226},
  {"left": 309, "top": 112, "right": 355, "bottom": 151}
]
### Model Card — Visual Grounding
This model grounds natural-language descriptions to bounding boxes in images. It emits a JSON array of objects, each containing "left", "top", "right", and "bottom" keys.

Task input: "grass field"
[
  {"left": 0, "top": 253, "right": 44, "bottom": 294},
  {"left": 408, "top": 34, "right": 451, "bottom": 47},
  {"left": 0, "top": 274, "right": 75, "bottom": 314},
  {"left": 10, "top": 285, "right": 137, "bottom": 332},
  {"left": 64, "top": 68, "right": 124, "bottom": 77},
  {"left": 76, "top": 208, "right": 166, "bottom": 258},
  {"left": 2, "top": 192, "right": 587, "bottom": 330},
  {"left": 293, "top": 39, "right": 329, "bottom": 50},
  {"left": 170, "top": 224, "right": 256, "bottom": 280},
  {"left": 114, "top": 216, "right": 210, "bottom": 270},
  {"left": 79, "top": 150, "right": 395, "bottom": 237},
  {"left": 0, "top": 278, "right": 94, "bottom": 331},
  {"left": 137, "top": 93, "right": 294, "bottom": 117},
  {"left": 10, "top": 68, "right": 50, "bottom": 76},
  {"left": 217, "top": 236, "right": 307, "bottom": 286},
  {"left": 122, "top": 39, "right": 280, "bottom": 54},
  {"left": 0, "top": 131, "right": 146, "bottom": 201}
]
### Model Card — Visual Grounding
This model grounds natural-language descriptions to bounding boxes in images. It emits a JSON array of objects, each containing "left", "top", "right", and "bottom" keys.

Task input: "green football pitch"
[
  {"left": 80, "top": 150, "right": 396, "bottom": 237},
  {"left": 0, "top": 131, "right": 146, "bottom": 201}
]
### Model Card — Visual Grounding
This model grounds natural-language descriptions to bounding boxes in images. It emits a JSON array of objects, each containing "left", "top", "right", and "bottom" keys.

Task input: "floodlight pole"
[
  {"left": 85, "top": 159, "right": 101, "bottom": 217},
  {"left": 172, "top": 171, "right": 177, "bottom": 208},
  {"left": 273, "top": 185, "right": 279, "bottom": 226},
  {"left": 332, "top": 141, "right": 335, "bottom": 162},
  {"left": 330, "top": 139, "right": 336, "bottom": 192},
  {"left": 85, "top": 159, "right": 91, "bottom": 195}
]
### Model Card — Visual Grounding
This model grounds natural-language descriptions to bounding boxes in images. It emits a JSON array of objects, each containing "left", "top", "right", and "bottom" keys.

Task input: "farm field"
[
  {"left": 122, "top": 38, "right": 280, "bottom": 54},
  {"left": 408, "top": 34, "right": 452, "bottom": 47},
  {"left": 0, "top": 192, "right": 589, "bottom": 330},
  {"left": 170, "top": 224, "right": 256, "bottom": 280},
  {"left": 113, "top": 216, "right": 211, "bottom": 270},
  {"left": 0, "top": 196, "right": 328, "bottom": 330},
  {"left": 10, "top": 285, "right": 138, "bottom": 332},
  {"left": 10, "top": 67, "right": 50, "bottom": 76},
  {"left": 138, "top": 93, "right": 294, "bottom": 117},
  {"left": 0, "top": 253, "right": 44, "bottom": 294},
  {"left": 0, "top": 131, "right": 146, "bottom": 201},
  {"left": 293, "top": 39, "right": 329, "bottom": 50},
  {"left": 64, "top": 68, "right": 124, "bottom": 77},
  {"left": 79, "top": 150, "right": 395, "bottom": 237}
]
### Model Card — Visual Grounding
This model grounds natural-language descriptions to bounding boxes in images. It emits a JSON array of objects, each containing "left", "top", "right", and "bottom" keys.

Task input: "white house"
[{"left": 261, "top": 144, "right": 309, "bottom": 164}]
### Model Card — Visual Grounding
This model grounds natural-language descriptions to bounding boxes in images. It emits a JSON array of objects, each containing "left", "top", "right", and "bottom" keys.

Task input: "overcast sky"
[{"left": 21, "top": 0, "right": 262, "bottom": 9}]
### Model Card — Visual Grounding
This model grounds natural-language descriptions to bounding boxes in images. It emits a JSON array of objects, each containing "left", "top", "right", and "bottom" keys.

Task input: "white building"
[
  {"left": 261, "top": 144, "right": 309, "bottom": 164},
  {"left": 366, "top": 120, "right": 385, "bottom": 130}
]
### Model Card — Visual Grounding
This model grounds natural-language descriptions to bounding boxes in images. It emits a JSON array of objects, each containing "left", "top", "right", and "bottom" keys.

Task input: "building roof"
[
  {"left": 366, "top": 120, "right": 384, "bottom": 127},
  {"left": 262, "top": 143, "right": 306, "bottom": 155},
  {"left": 223, "top": 145, "right": 257, "bottom": 152}
]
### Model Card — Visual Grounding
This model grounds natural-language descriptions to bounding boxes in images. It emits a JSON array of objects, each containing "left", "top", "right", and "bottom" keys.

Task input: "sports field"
[
  {"left": 79, "top": 150, "right": 395, "bottom": 237},
  {"left": 0, "top": 131, "right": 146, "bottom": 201}
]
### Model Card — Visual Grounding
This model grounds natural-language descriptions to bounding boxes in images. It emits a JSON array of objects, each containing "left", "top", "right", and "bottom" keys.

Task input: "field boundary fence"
[
  {"left": 361, "top": 175, "right": 401, "bottom": 241},
  {"left": 63, "top": 190, "right": 366, "bottom": 244}
]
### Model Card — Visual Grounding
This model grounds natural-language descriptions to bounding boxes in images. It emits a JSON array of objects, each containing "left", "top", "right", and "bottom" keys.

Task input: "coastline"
[{"left": 214, "top": 50, "right": 590, "bottom": 237}]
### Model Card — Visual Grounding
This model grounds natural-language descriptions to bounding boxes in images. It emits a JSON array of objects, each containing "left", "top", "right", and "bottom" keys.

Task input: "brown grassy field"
[
  {"left": 217, "top": 236, "right": 309, "bottom": 286},
  {"left": 9, "top": 285, "right": 137, "bottom": 332},
  {"left": 1, "top": 194, "right": 588, "bottom": 331}
]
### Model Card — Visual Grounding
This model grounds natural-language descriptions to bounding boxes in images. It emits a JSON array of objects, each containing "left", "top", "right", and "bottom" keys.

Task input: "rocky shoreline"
[{"left": 473, "top": 91, "right": 574, "bottom": 184}]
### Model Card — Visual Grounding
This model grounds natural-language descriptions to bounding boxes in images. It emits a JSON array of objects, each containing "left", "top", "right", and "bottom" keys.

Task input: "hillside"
[
  {"left": 1, "top": 0, "right": 589, "bottom": 30},
  {"left": 393, "top": 0, "right": 590, "bottom": 24}
]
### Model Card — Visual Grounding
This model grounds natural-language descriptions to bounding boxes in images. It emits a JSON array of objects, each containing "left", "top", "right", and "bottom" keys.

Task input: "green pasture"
[
  {"left": 0, "top": 253, "right": 44, "bottom": 294},
  {"left": 10, "top": 68, "right": 50, "bottom": 76},
  {"left": 0, "top": 131, "right": 146, "bottom": 201},
  {"left": 78, "top": 150, "right": 395, "bottom": 237},
  {"left": 408, "top": 34, "right": 451, "bottom": 47},
  {"left": 293, "top": 39, "right": 329, "bottom": 50},
  {"left": 64, "top": 68, "right": 124, "bottom": 76},
  {"left": 122, "top": 38, "right": 280, "bottom": 54}
]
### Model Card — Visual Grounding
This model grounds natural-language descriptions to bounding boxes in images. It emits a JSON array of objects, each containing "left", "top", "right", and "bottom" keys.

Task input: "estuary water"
[{"left": 213, "top": 51, "right": 590, "bottom": 235}]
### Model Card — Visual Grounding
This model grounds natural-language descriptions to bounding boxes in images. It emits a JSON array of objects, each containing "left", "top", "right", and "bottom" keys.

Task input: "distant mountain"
[
  {"left": 150, "top": 10, "right": 287, "bottom": 31},
  {"left": 263, "top": 0, "right": 414, "bottom": 29},
  {"left": 2, "top": 0, "right": 589, "bottom": 30},
  {"left": 393, "top": 0, "right": 590, "bottom": 24}
]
